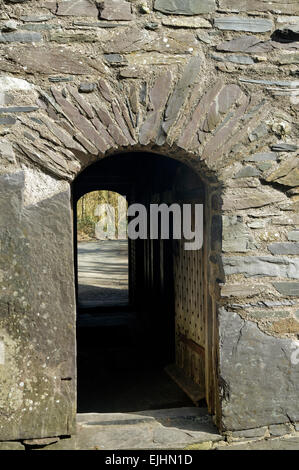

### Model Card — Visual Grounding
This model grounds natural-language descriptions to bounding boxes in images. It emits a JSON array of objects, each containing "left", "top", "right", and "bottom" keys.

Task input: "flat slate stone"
[
  {"left": 219, "top": 0, "right": 299, "bottom": 15},
  {"left": 288, "top": 231, "right": 299, "bottom": 242},
  {"left": 240, "top": 79, "right": 299, "bottom": 88},
  {"left": 221, "top": 284, "right": 264, "bottom": 298},
  {"left": 222, "top": 190, "right": 284, "bottom": 210},
  {"left": 271, "top": 143, "right": 298, "bottom": 152},
  {"left": 231, "top": 427, "right": 267, "bottom": 438},
  {"left": 273, "top": 282, "right": 299, "bottom": 296},
  {"left": 245, "top": 152, "right": 277, "bottom": 162},
  {"left": 99, "top": 0, "right": 133, "bottom": 21},
  {"left": 268, "top": 243, "right": 299, "bottom": 255},
  {"left": 217, "top": 35, "right": 262, "bottom": 53},
  {"left": 154, "top": 0, "right": 216, "bottom": 15},
  {"left": 214, "top": 16, "right": 273, "bottom": 33},
  {"left": 6, "top": 46, "right": 104, "bottom": 75},
  {"left": 0, "top": 31, "right": 42, "bottom": 42},
  {"left": 212, "top": 53, "right": 255, "bottom": 65},
  {"left": 234, "top": 166, "right": 260, "bottom": 178},
  {"left": 0, "top": 106, "right": 38, "bottom": 113},
  {"left": 48, "top": 0, "right": 99, "bottom": 17},
  {"left": 0, "top": 116, "right": 16, "bottom": 125},
  {"left": 223, "top": 256, "right": 299, "bottom": 279},
  {"left": 162, "top": 17, "right": 211, "bottom": 28},
  {"left": 20, "top": 14, "right": 54, "bottom": 22},
  {"left": 48, "top": 76, "right": 73, "bottom": 82}
]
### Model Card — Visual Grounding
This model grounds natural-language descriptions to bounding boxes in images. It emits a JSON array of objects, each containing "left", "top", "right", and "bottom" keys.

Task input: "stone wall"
[{"left": 0, "top": 0, "right": 298, "bottom": 440}]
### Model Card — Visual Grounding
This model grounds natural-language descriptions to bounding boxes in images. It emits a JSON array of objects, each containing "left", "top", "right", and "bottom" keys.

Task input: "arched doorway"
[{"left": 73, "top": 152, "right": 217, "bottom": 417}]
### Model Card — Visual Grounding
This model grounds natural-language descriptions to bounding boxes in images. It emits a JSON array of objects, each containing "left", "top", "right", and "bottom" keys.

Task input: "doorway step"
[{"left": 41, "top": 408, "right": 223, "bottom": 450}]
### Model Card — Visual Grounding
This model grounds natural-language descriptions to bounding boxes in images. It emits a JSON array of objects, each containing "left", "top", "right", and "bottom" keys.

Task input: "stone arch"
[
  {"left": 1, "top": 57, "right": 298, "bottom": 441},
  {"left": 6, "top": 58, "right": 270, "bottom": 182}
]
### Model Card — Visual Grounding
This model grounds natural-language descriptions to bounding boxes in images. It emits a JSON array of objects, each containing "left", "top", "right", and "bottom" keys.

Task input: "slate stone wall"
[{"left": 0, "top": 0, "right": 298, "bottom": 439}]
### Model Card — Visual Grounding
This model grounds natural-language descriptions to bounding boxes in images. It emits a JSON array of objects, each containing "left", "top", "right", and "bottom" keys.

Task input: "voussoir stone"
[
  {"left": 154, "top": 0, "right": 216, "bottom": 15},
  {"left": 161, "top": 56, "right": 202, "bottom": 138}
]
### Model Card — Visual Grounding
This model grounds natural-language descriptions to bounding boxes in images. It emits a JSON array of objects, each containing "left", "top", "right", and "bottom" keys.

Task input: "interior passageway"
[{"left": 74, "top": 153, "right": 206, "bottom": 414}]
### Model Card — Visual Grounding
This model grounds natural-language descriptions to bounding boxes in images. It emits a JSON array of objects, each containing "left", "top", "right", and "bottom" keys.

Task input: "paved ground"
[
  {"left": 77, "top": 239, "right": 191, "bottom": 414},
  {"left": 77, "top": 240, "right": 129, "bottom": 308}
]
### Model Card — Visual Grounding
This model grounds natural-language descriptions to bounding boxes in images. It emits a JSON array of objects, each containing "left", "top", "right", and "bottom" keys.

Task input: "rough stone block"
[
  {"left": 223, "top": 216, "right": 257, "bottom": 252},
  {"left": 266, "top": 157, "right": 299, "bottom": 187},
  {"left": 219, "top": 308, "right": 299, "bottom": 431},
  {"left": 0, "top": 140, "right": 16, "bottom": 163}
]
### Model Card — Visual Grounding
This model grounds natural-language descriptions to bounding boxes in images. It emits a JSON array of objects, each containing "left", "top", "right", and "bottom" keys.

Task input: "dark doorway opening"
[{"left": 73, "top": 152, "right": 206, "bottom": 414}]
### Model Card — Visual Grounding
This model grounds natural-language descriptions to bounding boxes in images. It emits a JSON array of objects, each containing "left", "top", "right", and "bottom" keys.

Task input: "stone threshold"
[{"left": 2, "top": 410, "right": 299, "bottom": 450}]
